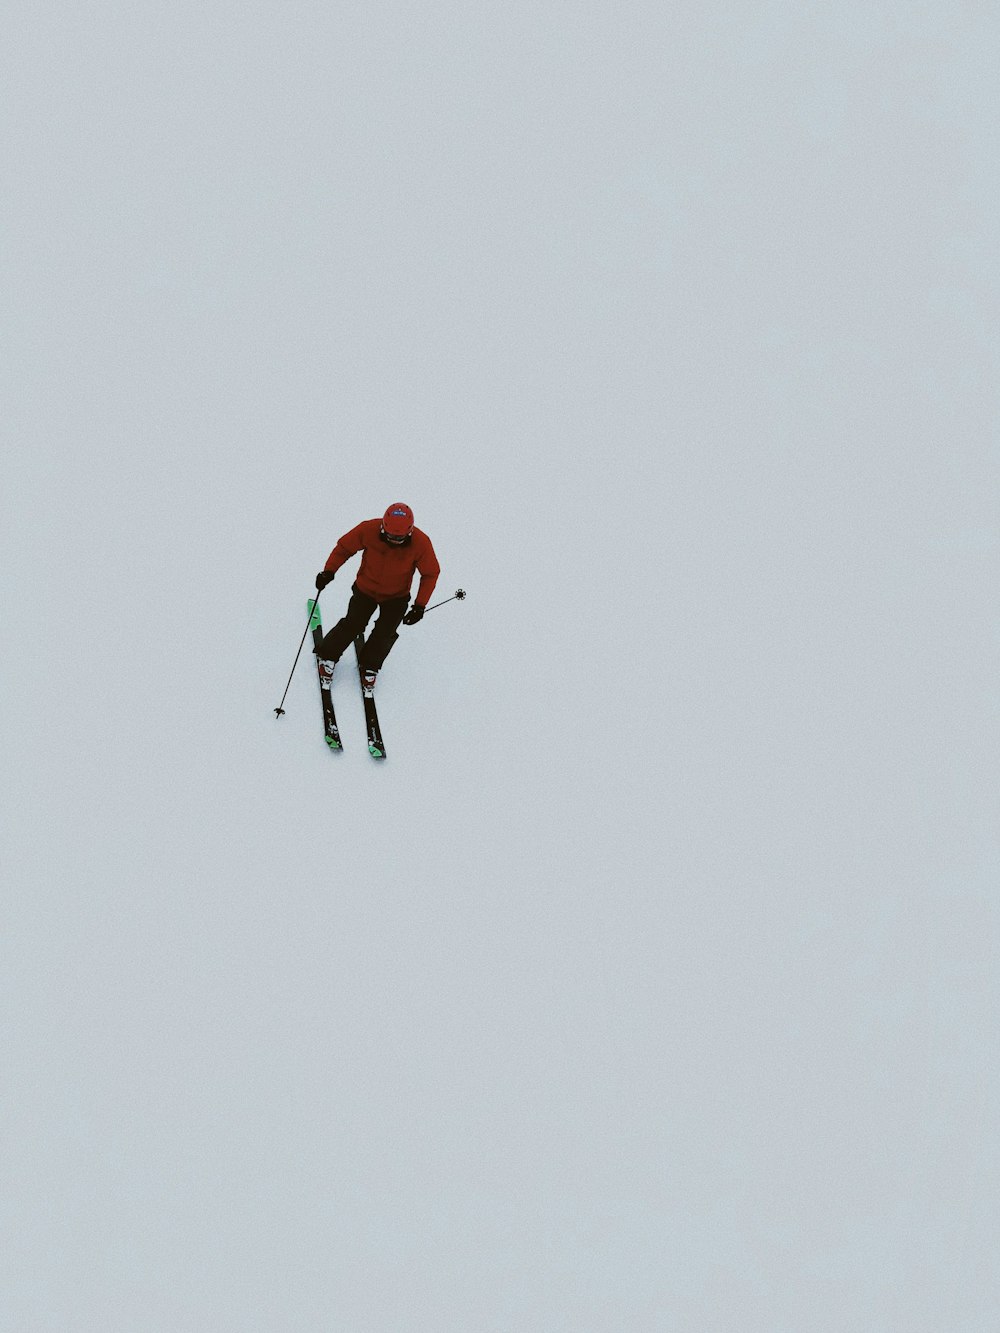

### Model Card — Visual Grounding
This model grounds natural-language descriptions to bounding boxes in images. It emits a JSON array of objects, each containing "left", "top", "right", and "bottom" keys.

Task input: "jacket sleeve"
[
  {"left": 324, "top": 522, "right": 367, "bottom": 573},
  {"left": 413, "top": 539, "right": 441, "bottom": 607}
]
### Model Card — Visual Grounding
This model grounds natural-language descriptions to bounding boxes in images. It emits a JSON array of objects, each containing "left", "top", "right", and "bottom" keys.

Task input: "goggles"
[{"left": 381, "top": 526, "right": 410, "bottom": 545}]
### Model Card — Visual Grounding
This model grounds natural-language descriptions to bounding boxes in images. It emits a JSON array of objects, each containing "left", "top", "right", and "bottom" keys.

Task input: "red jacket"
[{"left": 324, "top": 519, "right": 440, "bottom": 606}]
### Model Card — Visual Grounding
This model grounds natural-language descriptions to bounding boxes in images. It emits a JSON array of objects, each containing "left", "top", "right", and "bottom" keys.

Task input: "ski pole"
[
  {"left": 274, "top": 595, "right": 322, "bottom": 717},
  {"left": 425, "top": 588, "right": 467, "bottom": 613}
]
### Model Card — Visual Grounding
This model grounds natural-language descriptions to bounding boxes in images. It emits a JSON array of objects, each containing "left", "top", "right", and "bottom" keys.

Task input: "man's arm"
[
  {"left": 324, "top": 522, "right": 367, "bottom": 574},
  {"left": 412, "top": 539, "right": 441, "bottom": 608}
]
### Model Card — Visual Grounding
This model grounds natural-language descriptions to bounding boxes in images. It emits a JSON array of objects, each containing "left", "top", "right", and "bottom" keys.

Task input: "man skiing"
[{"left": 313, "top": 503, "right": 440, "bottom": 694}]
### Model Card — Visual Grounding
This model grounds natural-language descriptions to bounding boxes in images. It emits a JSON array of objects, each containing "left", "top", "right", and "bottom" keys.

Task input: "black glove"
[
  {"left": 402, "top": 603, "right": 424, "bottom": 626},
  {"left": 315, "top": 570, "right": 335, "bottom": 592}
]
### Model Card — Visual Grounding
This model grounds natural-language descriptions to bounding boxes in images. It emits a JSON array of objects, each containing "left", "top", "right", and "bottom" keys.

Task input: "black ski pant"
[{"left": 314, "top": 584, "right": 409, "bottom": 672}]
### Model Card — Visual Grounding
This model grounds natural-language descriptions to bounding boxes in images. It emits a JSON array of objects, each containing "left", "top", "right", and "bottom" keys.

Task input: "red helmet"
[{"left": 381, "top": 502, "right": 414, "bottom": 542}]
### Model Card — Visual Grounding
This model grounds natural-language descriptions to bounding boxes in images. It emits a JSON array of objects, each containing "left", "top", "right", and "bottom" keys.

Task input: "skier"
[{"left": 313, "top": 503, "right": 440, "bottom": 694}]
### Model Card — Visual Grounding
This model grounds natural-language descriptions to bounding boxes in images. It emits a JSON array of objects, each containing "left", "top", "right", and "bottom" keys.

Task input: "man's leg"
[
  {"left": 315, "top": 585, "right": 377, "bottom": 663},
  {"left": 361, "top": 597, "right": 409, "bottom": 672}
]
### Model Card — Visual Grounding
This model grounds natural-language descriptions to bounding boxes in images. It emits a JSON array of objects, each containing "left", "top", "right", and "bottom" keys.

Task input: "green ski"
[
  {"left": 309, "top": 599, "right": 342, "bottom": 751},
  {"left": 354, "top": 634, "right": 386, "bottom": 759}
]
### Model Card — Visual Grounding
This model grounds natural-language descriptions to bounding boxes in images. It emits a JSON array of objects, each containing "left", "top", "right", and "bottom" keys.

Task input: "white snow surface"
[{"left": 4, "top": 4, "right": 999, "bottom": 1330}]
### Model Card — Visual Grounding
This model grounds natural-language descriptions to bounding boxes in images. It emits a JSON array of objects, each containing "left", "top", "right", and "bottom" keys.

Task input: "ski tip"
[
  {"left": 326, "top": 737, "right": 343, "bottom": 750},
  {"left": 368, "top": 745, "right": 386, "bottom": 759}
]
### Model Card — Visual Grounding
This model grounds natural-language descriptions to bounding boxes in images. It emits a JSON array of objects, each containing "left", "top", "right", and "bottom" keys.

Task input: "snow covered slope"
[{"left": 5, "top": 3, "right": 999, "bottom": 1329}]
